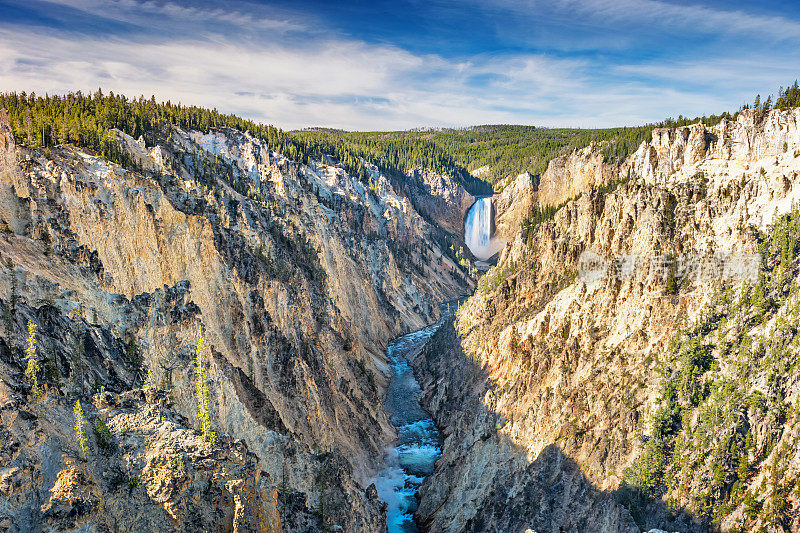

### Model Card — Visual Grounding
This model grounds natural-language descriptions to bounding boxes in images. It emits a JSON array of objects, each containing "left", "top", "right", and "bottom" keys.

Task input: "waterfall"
[{"left": 464, "top": 197, "right": 503, "bottom": 261}]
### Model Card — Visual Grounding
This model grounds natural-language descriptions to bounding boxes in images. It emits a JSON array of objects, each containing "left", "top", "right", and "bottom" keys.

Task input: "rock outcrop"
[
  {"left": 627, "top": 108, "right": 800, "bottom": 186},
  {"left": 537, "top": 146, "right": 615, "bottom": 207},
  {"left": 493, "top": 172, "right": 535, "bottom": 241},
  {"left": 400, "top": 168, "right": 476, "bottom": 237},
  {"left": 493, "top": 147, "right": 616, "bottom": 241}
]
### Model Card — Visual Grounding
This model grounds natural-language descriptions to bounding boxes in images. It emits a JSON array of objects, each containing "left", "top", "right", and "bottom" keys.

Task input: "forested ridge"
[
  {"left": 304, "top": 81, "right": 800, "bottom": 187},
  {"left": 0, "top": 90, "right": 492, "bottom": 195},
  {"left": 329, "top": 116, "right": 733, "bottom": 188},
  {"left": 3, "top": 82, "right": 799, "bottom": 193},
  {"left": 0, "top": 90, "right": 380, "bottom": 186}
]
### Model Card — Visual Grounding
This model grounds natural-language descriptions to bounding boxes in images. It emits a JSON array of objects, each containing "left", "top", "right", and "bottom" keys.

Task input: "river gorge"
[
  {"left": 374, "top": 196, "right": 496, "bottom": 532},
  {"left": 3, "top": 92, "right": 800, "bottom": 532},
  {"left": 373, "top": 310, "right": 448, "bottom": 533}
]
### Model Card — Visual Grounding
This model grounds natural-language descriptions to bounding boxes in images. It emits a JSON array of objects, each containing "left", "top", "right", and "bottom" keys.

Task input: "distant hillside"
[
  {"left": 331, "top": 121, "right": 715, "bottom": 189},
  {"left": 312, "top": 81, "right": 800, "bottom": 189}
]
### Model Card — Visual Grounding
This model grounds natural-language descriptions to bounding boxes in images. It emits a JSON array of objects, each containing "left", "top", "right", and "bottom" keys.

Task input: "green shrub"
[
  {"left": 743, "top": 492, "right": 761, "bottom": 519},
  {"left": 92, "top": 418, "right": 114, "bottom": 453},
  {"left": 24, "top": 321, "right": 41, "bottom": 400},
  {"left": 746, "top": 390, "right": 767, "bottom": 413}
]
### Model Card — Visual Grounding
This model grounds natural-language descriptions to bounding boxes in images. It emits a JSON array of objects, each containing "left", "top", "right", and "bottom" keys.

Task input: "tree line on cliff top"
[
  {"left": 0, "top": 90, "right": 490, "bottom": 195},
  {"left": 314, "top": 81, "right": 800, "bottom": 187},
  {"left": 2, "top": 82, "right": 798, "bottom": 191}
]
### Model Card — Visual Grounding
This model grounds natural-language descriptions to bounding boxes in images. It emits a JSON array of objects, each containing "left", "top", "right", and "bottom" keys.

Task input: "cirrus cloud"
[{"left": 0, "top": 0, "right": 799, "bottom": 130}]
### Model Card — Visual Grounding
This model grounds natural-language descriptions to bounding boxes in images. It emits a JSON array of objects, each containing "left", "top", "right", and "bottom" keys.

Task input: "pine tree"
[
  {"left": 24, "top": 321, "right": 41, "bottom": 400},
  {"left": 73, "top": 399, "right": 88, "bottom": 458},
  {"left": 195, "top": 325, "right": 217, "bottom": 444}
]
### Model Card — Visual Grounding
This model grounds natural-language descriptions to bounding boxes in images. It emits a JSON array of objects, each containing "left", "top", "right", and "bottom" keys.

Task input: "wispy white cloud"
[
  {"left": 614, "top": 57, "right": 800, "bottom": 87},
  {"left": 490, "top": 0, "right": 800, "bottom": 41},
  {"left": 0, "top": 1, "right": 798, "bottom": 129},
  {"left": 33, "top": 0, "right": 309, "bottom": 34},
  {"left": 0, "top": 24, "right": 598, "bottom": 129}
]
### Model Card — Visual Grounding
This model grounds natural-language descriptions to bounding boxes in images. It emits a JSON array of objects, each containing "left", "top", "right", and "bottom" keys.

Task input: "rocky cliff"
[
  {"left": 400, "top": 168, "right": 476, "bottom": 238},
  {"left": 538, "top": 146, "right": 615, "bottom": 208},
  {"left": 415, "top": 108, "right": 800, "bottom": 532},
  {"left": 0, "top": 110, "right": 474, "bottom": 531},
  {"left": 493, "top": 172, "right": 535, "bottom": 241},
  {"left": 493, "top": 146, "right": 616, "bottom": 242}
]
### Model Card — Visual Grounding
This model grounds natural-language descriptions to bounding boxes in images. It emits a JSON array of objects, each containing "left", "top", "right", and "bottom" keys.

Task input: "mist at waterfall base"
[
  {"left": 465, "top": 197, "right": 504, "bottom": 261},
  {"left": 372, "top": 303, "right": 460, "bottom": 533}
]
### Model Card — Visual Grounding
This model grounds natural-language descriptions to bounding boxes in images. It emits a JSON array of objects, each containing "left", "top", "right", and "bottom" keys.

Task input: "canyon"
[{"left": 2, "top": 102, "right": 800, "bottom": 533}]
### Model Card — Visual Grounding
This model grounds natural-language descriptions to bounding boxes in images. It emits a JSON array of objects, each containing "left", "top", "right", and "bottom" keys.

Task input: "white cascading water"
[{"left": 464, "top": 197, "right": 503, "bottom": 261}]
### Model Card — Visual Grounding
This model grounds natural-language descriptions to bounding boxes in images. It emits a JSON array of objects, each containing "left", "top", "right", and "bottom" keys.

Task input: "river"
[{"left": 373, "top": 301, "right": 459, "bottom": 532}]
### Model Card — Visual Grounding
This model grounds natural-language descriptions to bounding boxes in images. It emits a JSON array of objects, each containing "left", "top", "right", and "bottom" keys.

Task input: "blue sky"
[{"left": 1, "top": 0, "right": 799, "bottom": 130}]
